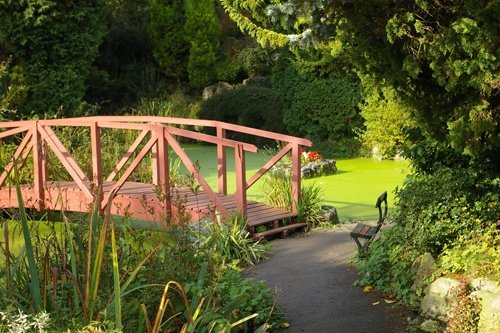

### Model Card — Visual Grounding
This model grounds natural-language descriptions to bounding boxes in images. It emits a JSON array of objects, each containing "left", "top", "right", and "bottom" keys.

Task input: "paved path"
[{"left": 247, "top": 225, "right": 409, "bottom": 333}]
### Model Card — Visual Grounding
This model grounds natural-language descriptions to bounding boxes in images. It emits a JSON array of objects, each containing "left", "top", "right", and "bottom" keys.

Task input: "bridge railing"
[{"left": 0, "top": 116, "right": 312, "bottom": 219}]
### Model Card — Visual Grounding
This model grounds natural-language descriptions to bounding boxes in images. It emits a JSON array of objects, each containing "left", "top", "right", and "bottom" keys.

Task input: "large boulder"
[
  {"left": 420, "top": 277, "right": 461, "bottom": 320},
  {"left": 202, "top": 82, "right": 233, "bottom": 100},
  {"left": 318, "top": 205, "right": 339, "bottom": 225},
  {"left": 470, "top": 279, "right": 500, "bottom": 333},
  {"left": 420, "top": 276, "right": 500, "bottom": 333},
  {"left": 411, "top": 253, "right": 435, "bottom": 293}
]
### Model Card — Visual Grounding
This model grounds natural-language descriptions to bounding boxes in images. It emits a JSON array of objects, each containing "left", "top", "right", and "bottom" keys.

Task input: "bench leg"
[{"left": 352, "top": 236, "right": 364, "bottom": 252}]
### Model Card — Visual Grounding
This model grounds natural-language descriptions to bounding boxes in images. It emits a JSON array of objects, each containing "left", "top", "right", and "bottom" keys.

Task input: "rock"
[
  {"left": 470, "top": 278, "right": 500, "bottom": 293},
  {"left": 271, "top": 159, "right": 337, "bottom": 179},
  {"left": 411, "top": 253, "right": 435, "bottom": 292},
  {"left": 420, "top": 277, "right": 460, "bottom": 320},
  {"left": 301, "top": 159, "right": 337, "bottom": 179},
  {"left": 471, "top": 289, "right": 500, "bottom": 333},
  {"left": 242, "top": 76, "right": 271, "bottom": 87},
  {"left": 202, "top": 82, "right": 233, "bottom": 100},
  {"left": 419, "top": 319, "right": 442, "bottom": 333},
  {"left": 319, "top": 205, "right": 339, "bottom": 225}
]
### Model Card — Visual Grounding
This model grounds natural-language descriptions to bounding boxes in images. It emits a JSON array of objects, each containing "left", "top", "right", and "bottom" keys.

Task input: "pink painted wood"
[
  {"left": 217, "top": 126, "right": 227, "bottom": 195},
  {"left": 0, "top": 129, "right": 32, "bottom": 187},
  {"left": 33, "top": 122, "right": 45, "bottom": 210},
  {"left": 0, "top": 117, "right": 312, "bottom": 225}
]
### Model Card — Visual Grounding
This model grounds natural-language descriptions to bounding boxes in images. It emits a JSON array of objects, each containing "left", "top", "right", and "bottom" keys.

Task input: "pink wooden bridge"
[{"left": 0, "top": 117, "right": 312, "bottom": 238}]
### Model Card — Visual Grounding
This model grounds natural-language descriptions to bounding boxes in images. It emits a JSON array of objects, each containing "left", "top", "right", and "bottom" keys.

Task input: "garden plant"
[{"left": 1, "top": 0, "right": 499, "bottom": 331}]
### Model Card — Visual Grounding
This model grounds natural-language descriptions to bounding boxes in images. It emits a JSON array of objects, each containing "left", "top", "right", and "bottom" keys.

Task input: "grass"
[{"left": 177, "top": 144, "right": 410, "bottom": 222}]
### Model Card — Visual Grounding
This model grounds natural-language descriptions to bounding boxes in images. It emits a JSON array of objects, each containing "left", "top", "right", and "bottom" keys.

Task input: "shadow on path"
[{"left": 246, "top": 225, "right": 409, "bottom": 333}]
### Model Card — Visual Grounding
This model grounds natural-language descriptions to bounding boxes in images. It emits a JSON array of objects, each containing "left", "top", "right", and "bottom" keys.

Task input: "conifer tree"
[
  {"left": 185, "top": 0, "right": 220, "bottom": 88},
  {"left": 221, "top": 0, "right": 499, "bottom": 167},
  {"left": 148, "top": 0, "right": 188, "bottom": 81}
]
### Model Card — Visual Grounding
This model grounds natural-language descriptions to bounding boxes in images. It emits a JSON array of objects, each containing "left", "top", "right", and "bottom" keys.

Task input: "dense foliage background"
[{"left": 0, "top": 0, "right": 499, "bottom": 330}]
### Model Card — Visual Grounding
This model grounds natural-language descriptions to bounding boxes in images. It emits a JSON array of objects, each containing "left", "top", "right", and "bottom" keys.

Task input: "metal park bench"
[{"left": 350, "top": 191, "right": 388, "bottom": 253}]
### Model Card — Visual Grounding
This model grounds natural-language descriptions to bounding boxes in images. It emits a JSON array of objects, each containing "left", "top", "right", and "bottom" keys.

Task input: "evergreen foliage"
[
  {"left": 148, "top": 0, "right": 188, "bottom": 81},
  {"left": 0, "top": 58, "right": 27, "bottom": 120},
  {"left": 272, "top": 55, "right": 363, "bottom": 157},
  {"left": 358, "top": 76, "right": 416, "bottom": 158},
  {"left": 221, "top": 0, "right": 500, "bottom": 169},
  {"left": 185, "top": 0, "right": 220, "bottom": 88},
  {"left": 199, "top": 85, "right": 286, "bottom": 145},
  {"left": 0, "top": 0, "right": 106, "bottom": 117}
]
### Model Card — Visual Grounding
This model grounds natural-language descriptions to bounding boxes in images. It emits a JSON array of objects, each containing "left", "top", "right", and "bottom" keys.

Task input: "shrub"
[
  {"left": 259, "top": 169, "right": 292, "bottom": 210},
  {"left": 0, "top": 58, "right": 27, "bottom": 120},
  {"left": 260, "top": 169, "right": 325, "bottom": 229},
  {"left": 0, "top": 0, "right": 106, "bottom": 117},
  {"left": 355, "top": 225, "right": 419, "bottom": 304},
  {"left": 1, "top": 180, "right": 282, "bottom": 331},
  {"left": 199, "top": 85, "right": 286, "bottom": 146},
  {"left": 272, "top": 56, "right": 363, "bottom": 157},
  {"left": 393, "top": 168, "right": 498, "bottom": 255},
  {"left": 297, "top": 182, "right": 324, "bottom": 228},
  {"left": 193, "top": 213, "right": 268, "bottom": 268},
  {"left": 439, "top": 226, "right": 500, "bottom": 281},
  {"left": 357, "top": 77, "right": 415, "bottom": 159},
  {"left": 215, "top": 269, "right": 286, "bottom": 331},
  {"left": 356, "top": 167, "right": 499, "bottom": 305}
]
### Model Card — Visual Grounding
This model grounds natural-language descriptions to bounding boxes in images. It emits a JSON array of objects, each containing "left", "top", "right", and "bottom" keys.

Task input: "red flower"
[{"left": 307, "top": 151, "right": 322, "bottom": 162}]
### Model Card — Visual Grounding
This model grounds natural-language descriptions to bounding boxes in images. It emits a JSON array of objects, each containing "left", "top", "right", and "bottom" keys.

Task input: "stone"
[
  {"left": 242, "top": 76, "right": 271, "bottom": 87},
  {"left": 470, "top": 278, "right": 500, "bottom": 293},
  {"left": 300, "top": 159, "right": 337, "bottom": 179},
  {"left": 271, "top": 159, "right": 337, "bottom": 179},
  {"left": 419, "top": 319, "right": 442, "bottom": 333},
  {"left": 471, "top": 289, "right": 500, "bottom": 333},
  {"left": 202, "top": 82, "right": 233, "bottom": 100},
  {"left": 420, "top": 277, "right": 461, "bottom": 320},
  {"left": 318, "top": 205, "right": 339, "bottom": 225},
  {"left": 411, "top": 253, "right": 435, "bottom": 292}
]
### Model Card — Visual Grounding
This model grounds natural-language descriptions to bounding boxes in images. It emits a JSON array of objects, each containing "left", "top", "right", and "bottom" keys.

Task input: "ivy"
[{"left": 0, "top": 0, "right": 106, "bottom": 117}]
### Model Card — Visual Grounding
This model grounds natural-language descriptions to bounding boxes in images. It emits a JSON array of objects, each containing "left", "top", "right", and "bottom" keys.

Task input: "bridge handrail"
[
  {"left": 0, "top": 116, "right": 312, "bottom": 219},
  {"left": 21, "top": 116, "right": 312, "bottom": 146}
]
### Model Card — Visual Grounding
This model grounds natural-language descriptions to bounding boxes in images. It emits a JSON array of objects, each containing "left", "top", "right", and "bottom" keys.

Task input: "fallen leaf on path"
[
  {"left": 384, "top": 299, "right": 396, "bottom": 304},
  {"left": 386, "top": 291, "right": 396, "bottom": 299},
  {"left": 372, "top": 301, "right": 380, "bottom": 306},
  {"left": 363, "top": 285, "right": 373, "bottom": 292}
]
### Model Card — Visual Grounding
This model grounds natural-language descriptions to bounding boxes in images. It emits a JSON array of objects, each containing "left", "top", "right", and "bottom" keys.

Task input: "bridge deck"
[{"left": 0, "top": 181, "right": 296, "bottom": 228}]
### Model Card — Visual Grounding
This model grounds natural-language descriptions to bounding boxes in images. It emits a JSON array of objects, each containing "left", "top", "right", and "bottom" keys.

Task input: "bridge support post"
[
  {"left": 234, "top": 143, "right": 247, "bottom": 216},
  {"left": 217, "top": 126, "right": 227, "bottom": 195},
  {"left": 91, "top": 122, "right": 103, "bottom": 210},
  {"left": 156, "top": 126, "right": 170, "bottom": 218},
  {"left": 32, "top": 122, "right": 45, "bottom": 210},
  {"left": 291, "top": 144, "right": 301, "bottom": 214}
]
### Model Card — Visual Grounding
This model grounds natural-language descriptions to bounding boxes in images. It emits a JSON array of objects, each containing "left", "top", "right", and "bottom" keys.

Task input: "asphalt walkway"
[{"left": 247, "top": 225, "right": 409, "bottom": 333}]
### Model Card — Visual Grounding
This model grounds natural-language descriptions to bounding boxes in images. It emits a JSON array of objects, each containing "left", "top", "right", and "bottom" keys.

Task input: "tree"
[
  {"left": 185, "top": 0, "right": 220, "bottom": 88},
  {"left": 0, "top": 0, "right": 106, "bottom": 117},
  {"left": 272, "top": 54, "right": 363, "bottom": 156},
  {"left": 220, "top": 0, "right": 499, "bottom": 169},
  {"left": 148, "top": 0, "right": 188, "bottom": 81},
  {"left": 358, "top": 75, "right": 415, "bottom": 159}
]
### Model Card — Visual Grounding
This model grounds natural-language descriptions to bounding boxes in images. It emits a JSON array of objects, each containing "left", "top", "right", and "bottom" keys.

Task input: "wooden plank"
[
  {"left": 247, "top": 212, "right": 297, "bottom": 227},
  {"left": 253, "top": 222, "right": 307, "bottom": 239},
  {"left": 3, "top": 179, "right": 297, "bottom": 228}
]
